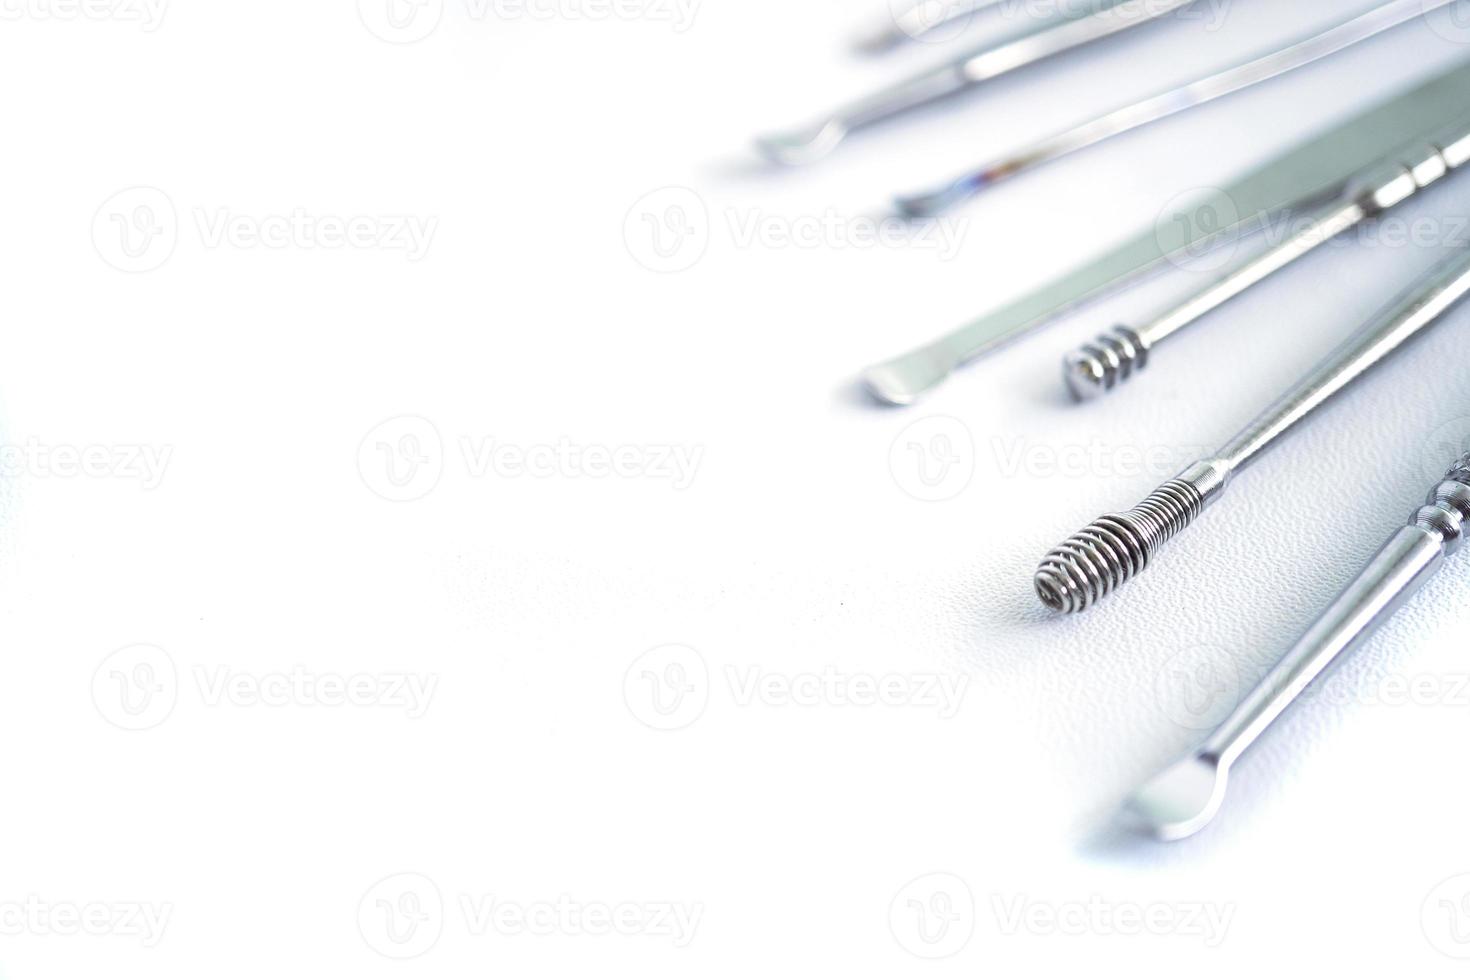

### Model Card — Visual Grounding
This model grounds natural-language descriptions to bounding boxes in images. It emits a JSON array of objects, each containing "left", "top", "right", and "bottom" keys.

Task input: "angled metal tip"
[
  {"left": 1122, "top": 754, "right": 1227, "bottom": 842},
  {"left": 894, "top": 178, "right": 980, "bottom": 218},
  {"left": 860, "top": 346, "right": 958, "bottom": 406},
  {"left": 754, "top": 120, "right": 848, "bottom": 167}
]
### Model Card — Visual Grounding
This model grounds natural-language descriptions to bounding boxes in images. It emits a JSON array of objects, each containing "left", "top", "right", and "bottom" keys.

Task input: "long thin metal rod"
[
  {"left": 853, "top": 0, "right": 1009, "bottom": 53},
  {"left": 1034, "top": 244, "right": 1470, "bottom": 615},
  {"left": 1125, "top": 453, "right": 1470, "bottom": 841},
  {"left": 859, "top": 60, "right": 1470, "bottom": 407},
  {"left": 757, "top": 0, "right": 1196, "bottom": 166},
  {"left": 1063, "top": 118, "right": 1470, "bottom": 399},
  {"left": 897, "top": 0, "right": 1459, "bottom": 216}
]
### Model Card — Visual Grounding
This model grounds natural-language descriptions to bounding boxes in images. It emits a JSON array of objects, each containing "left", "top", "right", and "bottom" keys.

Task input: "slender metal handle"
[
  {"left": 1037, "top": 245, "right": 1470, "bottom": 614},
  {"left": 1064, "top": 120, "right": 1470, "bottom": 400},
  {"left": 860, "top": 60, "right": 1470, "bottom": 407},
  {"left": 897, "top": 0, "right": 1459, "bottom": 216},
  {"left": 1125, "top": 454, "right": 1470, "bottom": 841},
  {"left": 757, "top": 0, "right": 1193, "bottom": 166}
]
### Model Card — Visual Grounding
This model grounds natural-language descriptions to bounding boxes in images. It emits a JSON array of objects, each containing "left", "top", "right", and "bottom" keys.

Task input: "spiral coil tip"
[
  {"left": 1034, "top": 476, "right": 1209, "bottom": 614},
  {"left": 1063, "top": 327, "right": 1148, "bottom": 402}
]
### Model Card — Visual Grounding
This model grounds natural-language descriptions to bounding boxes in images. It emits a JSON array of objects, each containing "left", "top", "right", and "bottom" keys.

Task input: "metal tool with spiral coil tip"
[
  {"left": 1064, "top": 117, "right": 1470, "bottom": 401},
  {"left": 1124, "top": 451, "right": 1470, "bottom": 841},
  {"left": 1034, "top": 245, "right": 1470, "bottom": 614},
  {"left": 859, "top": 59, "right": 1470, "bottom": 406}
]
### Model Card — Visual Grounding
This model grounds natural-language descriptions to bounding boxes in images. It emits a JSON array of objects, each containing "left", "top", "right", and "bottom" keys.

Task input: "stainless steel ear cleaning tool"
[
  {"left": 1035, "top": 244, "right": 1470, "bottom": 615},
  {"left": 1064, "top": 116, "right": 1470, "bottom": 400},
  {"left": 1125, "top": 451, "right": 1470, "bottom": 841},
  {"left": 859, "top": 59, "right": 1470, "bottom": 406},
  {"left": 895, "top": 0, "right": 1458, "bottom": 217},
  {"left": 757, "top": 0, "right": 1197, "bottom": 166}
]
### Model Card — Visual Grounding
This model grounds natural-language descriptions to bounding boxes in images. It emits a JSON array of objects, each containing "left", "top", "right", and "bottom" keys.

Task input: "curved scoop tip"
[
  {"left": 1122, "top": 754, "right": 1228, "bottom": 843},
  {"left": 894, "top": 180, "right": 976, "bottom": 219},
  {"left": 754, "top": 120, "right": 848, "bottom": 167}
]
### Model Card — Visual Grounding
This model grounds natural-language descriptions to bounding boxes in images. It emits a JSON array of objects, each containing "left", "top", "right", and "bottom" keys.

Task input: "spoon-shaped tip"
[
  {"left": 1122, "top": 753, "right": 1228, "bottom": 842},
  {"left": 860, "top": 347, "right": 957, "bottom": 406},
  {"left": 894, "top": 177, "right": 981, "bottom": 218},
  {"left": 754, "top": 119, "right": 848, "bottom": 167}
]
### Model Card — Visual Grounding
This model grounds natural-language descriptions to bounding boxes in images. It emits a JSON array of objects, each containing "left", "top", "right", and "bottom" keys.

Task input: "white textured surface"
[{"left": 4, "top": 0, "right": 1470, "bottom": 976}]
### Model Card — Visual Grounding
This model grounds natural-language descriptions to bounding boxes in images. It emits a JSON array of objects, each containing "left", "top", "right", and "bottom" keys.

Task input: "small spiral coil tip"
[
  {"left": 1063, "top": 326, "right": 1148, "bottom": 402},
  {"left": 1035, "top": 476, "right": 1208, "bottom": 614}
]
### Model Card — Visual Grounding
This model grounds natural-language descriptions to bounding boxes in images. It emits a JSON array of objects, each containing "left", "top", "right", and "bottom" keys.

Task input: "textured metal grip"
[{"left": 1415, "top": 452, "right": 1470, "bottom": 553}]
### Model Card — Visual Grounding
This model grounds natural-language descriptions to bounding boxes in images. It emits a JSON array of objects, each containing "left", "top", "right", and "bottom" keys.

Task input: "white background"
[{"left": 5, "top": 0, "right": 1470, "bottom": 975}]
